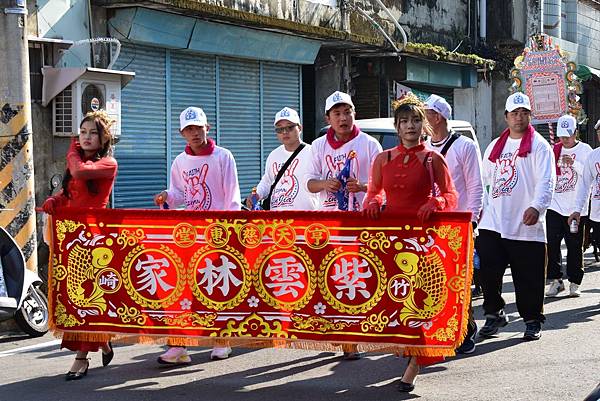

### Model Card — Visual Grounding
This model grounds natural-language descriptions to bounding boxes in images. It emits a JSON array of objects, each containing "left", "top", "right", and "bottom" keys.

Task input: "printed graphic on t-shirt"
[
  {"left": 491, "top": 152, "right": 519, "bottom": 198},
  {"left": 182, "top": 164, "right": 212, "bottom": 210},
  {"left": 271, "top": 158, "right": 300, "bottom": 208},
  {"left": 555, "top": 154, "right": 577, "bottom": 194},
  {"left": 323, "top": 153, "right": 349, "bottom": 208},
  {"left": 322, "top": 151, "right": 360, "bottom": 210},
  {"left": 593, "top": 163, "right": 600, "bottom": 200}
]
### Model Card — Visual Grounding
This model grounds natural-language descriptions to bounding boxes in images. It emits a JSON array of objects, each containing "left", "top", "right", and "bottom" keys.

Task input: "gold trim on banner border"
[
  {"left": 55, "top": 219, "right": 85, "bottom": 251},
  {"left": 358, "top": 231, "right": 391, "bottom": 253},
  {"left": 216, "top": 313, "right": 292, "bottom": 338}
]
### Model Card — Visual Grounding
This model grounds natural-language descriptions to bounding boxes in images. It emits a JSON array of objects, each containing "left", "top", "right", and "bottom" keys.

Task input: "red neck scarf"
[
  {"left": 185, "top": 137, "right": 215, "bottom": 156},
  {"left": 326, "top": 126, "right": 360, "bottom": 149},
  {"left": 488, "top": 124, "right": 534, "bottom": 163},
  {"left": 553, "top": 142, "right": 563, "bottom": 176}
]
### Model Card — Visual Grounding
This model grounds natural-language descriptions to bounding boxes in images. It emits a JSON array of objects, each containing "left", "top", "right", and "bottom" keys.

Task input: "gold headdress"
[{"left": 392, "top": 92, "right": 424, "bottom": 110}]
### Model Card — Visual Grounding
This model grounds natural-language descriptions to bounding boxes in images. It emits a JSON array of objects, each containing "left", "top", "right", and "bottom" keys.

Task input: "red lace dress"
[
  {"left": 364, "top": 143, "right": 457, "bottom": 365},
  {"left": 47, "top": 146, "right": 117, "bottom": 352}
]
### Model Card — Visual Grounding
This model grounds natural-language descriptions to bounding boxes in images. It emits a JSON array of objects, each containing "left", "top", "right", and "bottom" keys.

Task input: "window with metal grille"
[{"left": 53, "top": 86, "right": 73, "bottom": 136}]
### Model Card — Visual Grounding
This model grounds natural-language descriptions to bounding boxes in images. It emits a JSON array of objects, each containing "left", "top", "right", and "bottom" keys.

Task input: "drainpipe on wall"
[{"left": 479, "top": 0, "right": 486, "bottom": 41}]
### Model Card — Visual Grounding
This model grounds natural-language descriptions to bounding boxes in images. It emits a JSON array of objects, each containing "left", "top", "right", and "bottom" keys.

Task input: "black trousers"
[
  {"left": 546, "top": 209, "right": 585, "bottom": 285},
  {"left": 475, "top": 229, "right": 546, "bottom": 323}
]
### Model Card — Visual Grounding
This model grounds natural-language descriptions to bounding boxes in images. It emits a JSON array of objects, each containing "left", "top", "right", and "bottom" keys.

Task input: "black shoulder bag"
[
  {"left": 440, "top": 131, "right": 460, "bottom": 156},
  {"left": 261, "top": 144, "right": 305, "bottom": 210}
]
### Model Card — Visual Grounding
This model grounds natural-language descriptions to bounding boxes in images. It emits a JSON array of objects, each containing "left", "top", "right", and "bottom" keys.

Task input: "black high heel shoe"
[
  {"left": 102, "top": 342, "right": 114, "bottom": 367},
  {"left": 65, "top": 357, "right": 89, "bottom": 381},
  {"left": 398, "top": 356, "right": 419, "bottom": 393}
]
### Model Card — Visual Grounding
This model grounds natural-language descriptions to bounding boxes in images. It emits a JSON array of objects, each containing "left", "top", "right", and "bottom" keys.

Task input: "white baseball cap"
[
  {"left": 556, "top": 115, "right": 577, "bottom": 137},
  {"left": 180, "top": 107, "right": 207, "bottom": 130},
  {"left": 424, "top": 94, "right": 452, "bottom": 120},
  {"left": 594, "top": 119, "right": 600, "bottom": 130},
  {"left": 274, "top": 107, "right": 301, "bottom": 126},
  {"left": 325, "top": 91, "right": 354, "bottom": 113},
  {"left": 505, "top": 92, "right": 531, "bottom": 112}
]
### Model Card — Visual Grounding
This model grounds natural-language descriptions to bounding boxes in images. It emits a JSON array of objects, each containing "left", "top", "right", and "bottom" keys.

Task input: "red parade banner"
[{"left": 48, "top": 208, "right": 473, "bottom": 357}]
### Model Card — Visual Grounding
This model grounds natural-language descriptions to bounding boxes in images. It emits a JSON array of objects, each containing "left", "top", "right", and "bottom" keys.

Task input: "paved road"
[{"left": 1, "top": 251, "right": 599, "bottom": 401}]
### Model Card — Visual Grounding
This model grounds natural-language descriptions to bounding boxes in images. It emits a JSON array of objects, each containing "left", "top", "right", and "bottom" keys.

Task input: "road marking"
[{"left": 0, "top": 339, "right": 60, "bottom": 358}]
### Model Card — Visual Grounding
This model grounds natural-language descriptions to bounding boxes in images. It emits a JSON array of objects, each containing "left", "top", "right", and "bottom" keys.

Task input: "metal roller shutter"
[
  {"left": 112, "top": 43, "right": 167, "bottom": 208},
  {"left": 170, "top": 52, "right": 217, "bottom": 168},
  {"left": 261, "top": 62, "right": 302, "bottom": 171},
  {"left": 114, "top": 46, "right": 302, "bottom": 207},
  {"left": 218, "top": 58, "right": 261, "bottom": 197}
]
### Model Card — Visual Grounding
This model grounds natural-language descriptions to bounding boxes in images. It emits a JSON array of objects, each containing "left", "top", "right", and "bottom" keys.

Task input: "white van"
[{"left": 351, "top": 118, "right": 479, "bottom": 151}]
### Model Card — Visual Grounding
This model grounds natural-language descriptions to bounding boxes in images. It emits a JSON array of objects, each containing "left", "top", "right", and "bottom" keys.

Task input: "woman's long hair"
[{"left": 61, "top": 110, "right": 115, "bottom": 198}]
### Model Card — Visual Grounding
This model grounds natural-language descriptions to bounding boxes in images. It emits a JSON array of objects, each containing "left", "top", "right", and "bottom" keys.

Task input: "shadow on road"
[{"left": 0, "top": 348, "right": 435, "bottom": 401}]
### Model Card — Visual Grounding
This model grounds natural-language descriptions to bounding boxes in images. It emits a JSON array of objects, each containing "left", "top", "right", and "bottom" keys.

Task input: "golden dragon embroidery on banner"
[{"left": 154, "top": 312, "right": 217, "bottom": 328}]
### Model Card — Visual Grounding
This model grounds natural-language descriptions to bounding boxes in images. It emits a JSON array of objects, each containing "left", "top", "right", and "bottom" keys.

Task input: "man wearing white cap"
[
  {"left": 305, "top": 90, "right": 382, "bottom": 212},
  {"left": 477, "top": 92, "right": 555, "bottom": 341},
  {"left": 546, "top": 115, "right": 592, "bottom": 298},
  {"left": 305, "top": 90, "right": 381, "bottom": 360},
  {"left": 153, "top": 106, "right": 241, "bottom": 363},
  {"left": 569, "top": 118, "right": 600, "bottom": 291},
  {"left": 424, "top": 94, "right": 483, "bottom": 354},
  {"left": 246, "top": 107, "right": 317, "bottom": 210}
]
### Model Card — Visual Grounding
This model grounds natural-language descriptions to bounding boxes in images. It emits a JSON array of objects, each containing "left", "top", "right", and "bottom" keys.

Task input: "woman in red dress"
[
  {"left": 364, "top": 93, "right": 457, "bottom": 393},
  {"left": 42, "top": 110, "right": 118, "bottom": 380}
]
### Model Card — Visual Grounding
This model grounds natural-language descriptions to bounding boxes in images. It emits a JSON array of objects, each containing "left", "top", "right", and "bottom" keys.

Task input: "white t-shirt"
[
  {"left": 479, "top": 131, "right": 555, "bottom": 242},
  {"left": 426, "top": 133, "right": 483, "bottom": 222},
  {"left": 256, "top": 144, "right": 318, "bottom": 211},
  {"left": 166, "top": 146, "right": 241, "bottom": 211},
  {"left": 573, "top": 147, "right": 600, "bottom": 222},
  {"left": 549, "top": 141, "right": 592, "bottom": 217},
  {"left": 305, "top": 131, "right": 382, "bottom": 211}
]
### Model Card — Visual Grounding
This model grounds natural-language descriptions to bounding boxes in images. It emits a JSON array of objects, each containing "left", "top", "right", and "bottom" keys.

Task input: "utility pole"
[{"left": 0, "top": 0, "right": 38, "bottom": 272}]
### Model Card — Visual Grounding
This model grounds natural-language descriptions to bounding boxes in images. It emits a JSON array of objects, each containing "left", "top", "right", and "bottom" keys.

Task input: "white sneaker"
[
  {"left": 545, "top": 279, "right": 565, "bottom": 297},
  {"left": 210, "top": 346, "right": 232, "bottom": 360},
  {"left": 569, "top": 282, "right": 581, "bottom": 297},
  {"left": 157, "top": 347, "right": 191, "bottom": 365}
]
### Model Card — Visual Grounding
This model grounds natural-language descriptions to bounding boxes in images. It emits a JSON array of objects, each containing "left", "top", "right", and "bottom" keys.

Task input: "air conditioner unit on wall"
[{"left": 43, "top": 67, "right": 135, "bottom": 137}]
